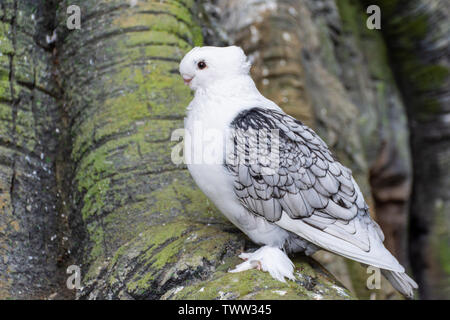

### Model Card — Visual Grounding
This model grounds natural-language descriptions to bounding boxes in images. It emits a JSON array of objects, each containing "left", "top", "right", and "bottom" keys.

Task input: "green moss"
[
  {"left": 337, "top": 0, "right": 395, "bottom": 82},
  {"left": 165, "top": 255, "right": 353, "bottom": 300},
  {"left": 125, "top": 30, "right": 190, "bottom": 50},
  {"left": 369, "top": 1, "right": 448, "bottom": 121},
  {"left": 70, "top": 0, "right": 211, "bottom": 293},
  {"left": 432, "top": 200, "right": 450, "bottom": 276},
  {"left": 113, "top": 0, "right": 202, "bottom": 47},
  {"left": 0, "top": 23, "right": 14, "bottom": 55},
  {"left": 336, "top": 0, "right": 361, "bottom": 34},
  {"left": 83, "top": 221, "right": 108, "bottom": 281},
  {"left": 369, "top": 0, "right": 400, "bottom": 18},
  {"left": 345, "top": 259, "right": 372, "bottom": 299},
  {"left": 410, "top": 65, "right": 449, "bottom": 93},
  {"left": 104, "top": 219, "right": 241, "bottom": 295},
  {"left": 396, "top": 58, "right": 448, "bottom": 120},
  {"left": 170, "top": 268, "right": 289, "bottom": 300},
  {"left": 0, "top": 22, "right": 13, "bottom": 101},
  {"left": 171, "top": 177, "right": 224, "bottom": 221},
  {"left": 389, "top": 14, "right": 428, "bottom": 45}
]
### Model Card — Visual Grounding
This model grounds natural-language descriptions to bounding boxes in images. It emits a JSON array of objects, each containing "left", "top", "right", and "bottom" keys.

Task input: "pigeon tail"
[{"left": 381, "top": 269, "right": 418, "bottom": 299}]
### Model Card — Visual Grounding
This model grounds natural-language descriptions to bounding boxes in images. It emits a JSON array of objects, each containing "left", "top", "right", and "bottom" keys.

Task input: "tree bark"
[
  {"left": 3, "top": 0, "right": 445, "bottom": 300},
  {"left": 0, "top": 0, "right": 72, "bottom": 299},
  {"left": 0, "top": 0, "right": 353, "bottom": 299},
  {"left": 368, "top": 0, "right": 450, "bottom": 299}
]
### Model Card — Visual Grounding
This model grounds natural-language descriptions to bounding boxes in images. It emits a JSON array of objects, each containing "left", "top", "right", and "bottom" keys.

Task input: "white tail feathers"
[
  {"left": 276, "top": 212, "right": 419, "bottom": 298},
  {"left": 381, "top": 269, "right": 418, "bottom": 299}
]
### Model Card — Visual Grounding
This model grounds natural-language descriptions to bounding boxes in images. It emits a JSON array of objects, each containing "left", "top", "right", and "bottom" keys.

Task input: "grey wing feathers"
[
  {"left": 226, "top": 107, "right": 416, "bottom": 293},
  {"left": 226, "top": 108, "right": 376, "bottom": 252}
]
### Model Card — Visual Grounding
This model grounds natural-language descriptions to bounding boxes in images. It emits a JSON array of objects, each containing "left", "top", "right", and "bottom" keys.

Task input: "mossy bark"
[
  {"left": 50, "top": 0, "right": 350, "bottom": 300},
  {"left": 6, "top": 0, "right": 446, "bottom": 300},
  {"left": 0, "top": 0, "right": 72, "bottom": 299},
  {"left": 0, "top": 0, "right": 353, "bottom": 300},
  {"left": 367, "top": 0, "right": 450, "bottom": 299}
]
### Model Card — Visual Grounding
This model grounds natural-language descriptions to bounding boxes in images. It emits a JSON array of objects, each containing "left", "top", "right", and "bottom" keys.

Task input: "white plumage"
[{"left": 179, "top": 46, "right": 418, "bottom": 298}]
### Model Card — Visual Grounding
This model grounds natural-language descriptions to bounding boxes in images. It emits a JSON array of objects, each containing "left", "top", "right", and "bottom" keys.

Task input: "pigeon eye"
[{"left": 197, "top": 61, "right": 207, "bottom": 70}]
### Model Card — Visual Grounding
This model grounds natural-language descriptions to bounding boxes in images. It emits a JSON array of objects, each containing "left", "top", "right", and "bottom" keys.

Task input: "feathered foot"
[{"left": 229, "top": 246, "right": 295, "bottom": 282}]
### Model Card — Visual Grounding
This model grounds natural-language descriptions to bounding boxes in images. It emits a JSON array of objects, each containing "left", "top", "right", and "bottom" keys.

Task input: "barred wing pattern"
[{"left": 226, "top": 108, "right": 384, "bottom": 253}]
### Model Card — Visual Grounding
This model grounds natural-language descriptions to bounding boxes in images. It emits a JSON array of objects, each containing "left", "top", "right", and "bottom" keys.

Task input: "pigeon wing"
[{"left": 226, "top": 108, "right": 403, "bottom": 272}]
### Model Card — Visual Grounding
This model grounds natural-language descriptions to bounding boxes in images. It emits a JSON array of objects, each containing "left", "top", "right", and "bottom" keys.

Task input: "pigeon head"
[{"left": 179, "top": 46, "right": 251, "bottom": 90}]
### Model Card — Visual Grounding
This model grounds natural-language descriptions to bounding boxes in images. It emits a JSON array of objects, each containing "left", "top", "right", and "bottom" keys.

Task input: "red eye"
[{"left": 197, "top": 61, "right": 206, "bottom": 69}]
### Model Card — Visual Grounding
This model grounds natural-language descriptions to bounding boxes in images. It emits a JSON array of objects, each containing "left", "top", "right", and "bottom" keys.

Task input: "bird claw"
[
  {"left": 238, "top": 252, "right": 252, "bottom": 261},
  {"left": 229, "top": 259, "right": 258, "bottom": 273},
  {"left": 228, "top": 246, "right": 295, "bottom": 282}
]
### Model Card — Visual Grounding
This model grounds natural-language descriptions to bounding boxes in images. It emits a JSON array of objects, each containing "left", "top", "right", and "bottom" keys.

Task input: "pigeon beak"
[{"left": 183, "top": 76, "right": 193, "bottom": 86}]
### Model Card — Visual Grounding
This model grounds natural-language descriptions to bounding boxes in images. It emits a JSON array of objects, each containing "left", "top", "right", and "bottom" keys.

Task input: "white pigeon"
[{"left": 179, "top": 46, "right": 418, "bottom": 299}]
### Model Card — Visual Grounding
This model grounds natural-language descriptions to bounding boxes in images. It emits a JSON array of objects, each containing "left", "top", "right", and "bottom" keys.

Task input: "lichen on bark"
[
  {"left": 5, "top": 0, "right": 443, "bottom": 300},
  {"left": 50, "top": 0, "right": 353, "bottom": 300},
  {"left": 365, "top": 0, "right": 450, "bottom": 299}
]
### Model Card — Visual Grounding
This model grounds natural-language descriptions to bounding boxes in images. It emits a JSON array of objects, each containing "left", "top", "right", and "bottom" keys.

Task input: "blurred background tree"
[{"left": 0, "top": 0, "right": 448, "bottom": 299}]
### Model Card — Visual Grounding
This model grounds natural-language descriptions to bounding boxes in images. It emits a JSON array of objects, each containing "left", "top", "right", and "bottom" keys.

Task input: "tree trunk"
[
  {"left": 1, "top": 0, "right": 446, "bottom": 300},
  {"left": 368, "top": 0, "right": 449, "bottom": 299},
  {"left": 0, "top": 0, "right": 353, "bottom": 300},
  {"left": 0, "top": 0, "right": 72, "bottom": 299}
]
